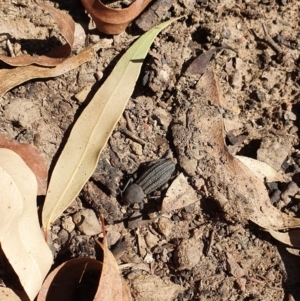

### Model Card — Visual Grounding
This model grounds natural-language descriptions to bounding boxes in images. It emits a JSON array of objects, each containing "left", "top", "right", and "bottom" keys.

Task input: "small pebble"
[
  {"left": 62, "top": 216, "right": 75, "bottom": 232},
  {"left": 172, "top": 215, "right": 180, "bottom": 222},
  {"left": 95, "top": 71, "right": 103, "bottom": 81},
  {"left": 175, "top": 238, "right": 203, "bottom": 270},
  {"left": 255, "top": 90, "right": 266, "bottom": 102},
  {"left": 73, "top": 23, "right": 86, "bottom": 48},
  {"left": 281, "top": 182, "right": 299, "bottom": 205},
  {"left": 284, "top": 111, "right": 297, "bottom": 121},
  {"left": 271, "top": 189, "right": 281, "bottom": 203},
  {"left": 145, "top": 231, "right": 159, "bottom": 249},
  {"left": 89, "top": 34, "right": 100, "bottom": 43},
  {"left": 266, "top": 182, "right": 278, "bottom": 192},
  {"left": 57, "top": 229, "right": 69, "bottom": 245},
  {"left": 257, "top": 137, "right": 292, "bottom": 171},
  {"left": 152, "top": 107, "right": 172, "bottom": 129},
  {"left": 157, "top": 217, "right": 173, "bottom": 237},
  {"left": 281, "top": 159, "right": 290, "bottom": 172},
  {"left": 106, "top": 231, "right": 121, "bottom": 247},
  {"left": 73, "top": 209, "right": 102, "bottom": 235},
  {"left": 289, "top": 126, "right": 299, "bottom": 134},
  {"left": 144, "top": 253, "right": 154, "bottom": 264},
  {"left": 129, "top": 275, "right": 181, "bottom": 301},
  {"left": 130, "top": 142, "right": 143, "bottom": 156}
]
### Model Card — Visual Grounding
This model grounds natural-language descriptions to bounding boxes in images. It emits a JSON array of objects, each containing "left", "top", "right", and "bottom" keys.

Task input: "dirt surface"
[{"left": 1, "top": 0, "right": 300, "bottom": 300}]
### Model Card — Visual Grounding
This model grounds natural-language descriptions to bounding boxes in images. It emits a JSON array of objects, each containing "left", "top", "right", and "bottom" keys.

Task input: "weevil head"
[{"left": 123, "top": 183, "right": 145, "bottom": 204}]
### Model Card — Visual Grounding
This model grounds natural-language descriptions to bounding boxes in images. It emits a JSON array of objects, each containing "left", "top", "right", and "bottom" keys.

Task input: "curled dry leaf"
[
  {"left": 172, "top": 69, "right": 300, "bottom": 235},
  {"left": 95, "top": 240, "right": 132, "bottom": 301},
  {"left": 0, "top": 133, "right": 48, "bottom": 195},
  {"left": 37, "top": 258, "right": 102, "bottom": 301},
  {"left": 37, "top": 240, "right": 131, "bottom": 301},
  {"left": 0, "top": 2, "right": 74, "bottom": 67},
  {"left": 42, "top": 19, "right": 178, "bottom": 234},
  {"left": 269, "top": 229, "right": 300, "bottom": 248},
  {"left": 235, "top": 155, "right": 284, "bottom": 183},
  {"left": 0, "top": 148, "right": 53, "bottom": 301},
  {"left": 161, "top": 173, "right": 198, "bottom": 213},
  {"left": 0, "top": 46, "right": 95, "bottom": 97},
  {"left": 81, "top": 0, "right": 152, "bottom": 34}
]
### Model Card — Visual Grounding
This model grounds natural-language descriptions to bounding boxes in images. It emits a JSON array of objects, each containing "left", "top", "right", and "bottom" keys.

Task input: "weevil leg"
[
  {"left": 139, "top": 201, "right": 144, "bottom": 210},
  {"left": 147, "top": 195, "right": 161, "bottom": 199},
  {"left": 119, "top": 177, "right": 134, "bottom": 197}
]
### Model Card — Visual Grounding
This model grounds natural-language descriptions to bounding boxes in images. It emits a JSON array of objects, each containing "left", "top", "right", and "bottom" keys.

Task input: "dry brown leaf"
[
  {"left": 0, "top": 2, "right": 74, "bottom": 67},
  {"left": 0, "top": 133, "right": 48, "bottom": 195},
  {"left": 235, "top": 155, "right": 284, "bottom": 183},
  {"left": 186, "top": 47, "right": 236, "bottom": 77},
  {"left": 37, "top": 239, "right": 131, "bottom": 301},
  {"left": 162, "top": 173, "right": 198, "bottom": 213},
  {"left": 197, "top": 70, "right": 300, "bottom": 230},
  {"left": 0, "top": 46, "right": 95, "bottom": 97},
  {"left": 269, "top": 229, "right": 300, "bottom": 248},
  {"left": 37, "top": 258, "right": 102, "bottom": 301},
  {"left": 173, "top": 69, "right": 300, "bottom": 233},
  {"left": 81, "top": 0, "right": 152, "bottom": 34},
  {"left": 95, "top": 240, "right": 132, "bottom": 301},
  {"left": 0, "top": 148, "right": 53, "bottom": 301}
]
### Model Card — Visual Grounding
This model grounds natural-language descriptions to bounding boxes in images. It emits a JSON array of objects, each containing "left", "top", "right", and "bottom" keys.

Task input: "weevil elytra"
[{"left": 122, "top": 159, "right": 175, "bottom": 205}]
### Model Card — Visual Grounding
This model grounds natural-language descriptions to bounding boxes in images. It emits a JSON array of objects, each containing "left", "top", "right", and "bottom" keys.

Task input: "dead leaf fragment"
[
  {"left": 81, "top": 0, "right": 152, "bottom": 34},
  {"left": 162, "top": 173, "right": 198, "bottom": 213},
  {"left": 0, "top": 46, "right": 94, "bottom": 97},
  {"left": 0, "top": 133, "right": 48, "bottom": 195},
  {"left": 0, "top": 2, "right": 74, "bottom": 67},
  {"left": 185, "top": 47, "right": 235, "bottom": 77},
  {"left": 269, "top": 229, "right": 300, "bottom": 248},
  {"left": 95, "top": 240, "right": 132, "bottom": 301},
  {"left": 196, "top": 70, "right": 300, "bottom": 231},
  {"left": 0, "top": 148, "right": 53, "bottom": 301},
  {"left": 235, "top": 155, "right": 284, "bottom": 183},
  {"left": 37, "top": 258, "right": 102, "bottom": 301},
  {"left": 172, "top": 69, "right": 300, "bottom": 237},
  {"left": 38, "top": 240, "right": 131, "bottom": 301}
]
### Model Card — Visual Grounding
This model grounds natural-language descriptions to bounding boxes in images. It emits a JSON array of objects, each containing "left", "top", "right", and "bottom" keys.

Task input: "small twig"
[
  {"left": 6, "top": 39, "right": 15, "bottom": 57},
  {"left": 205, "top": 228, "right": 215, "bottom": 256},
  {"left": 99, "top": 214, "right": 107, "bottom": 238},
  {"left": 124, "top": 111, "right": 135, "bottom": 132},
  {"left": 246, "top": 276, "right": 264, "bottom": 284},
  {"left": 262, "top": 23, "right": 283, "bottom": 54},
  {"left": 118, "top": 263, "right": 135, "bottom": 270},
  {"left": 121, "top": 129, "right": 146, "bottom": 146}
]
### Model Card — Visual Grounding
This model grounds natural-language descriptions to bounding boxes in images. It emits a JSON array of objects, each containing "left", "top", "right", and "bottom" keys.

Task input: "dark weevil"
[{"left": 122, "top": 158, "right": 176, "bottom": 205}]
